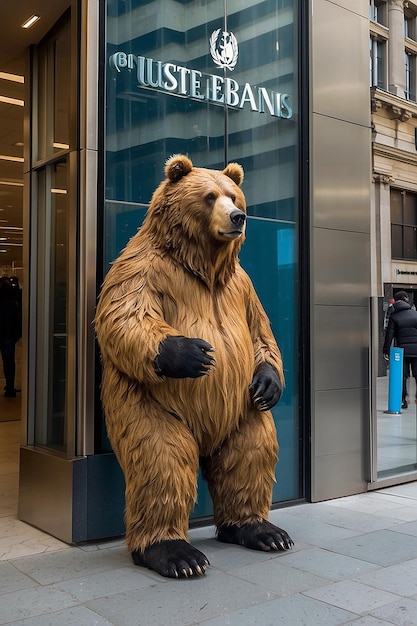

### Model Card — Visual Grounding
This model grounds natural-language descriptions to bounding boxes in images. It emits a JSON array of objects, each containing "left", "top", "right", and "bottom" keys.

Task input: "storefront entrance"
[
  {"left": 16, "top": 0, "right": 305, "bottom": 543},
  {"left": 372, "top": 287, "right": 417, "bottom": 485}
]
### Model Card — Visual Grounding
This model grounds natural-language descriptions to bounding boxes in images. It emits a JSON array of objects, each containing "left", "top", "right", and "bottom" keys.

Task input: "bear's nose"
[{"left": 230, "top": 209, "right": 246, "bottom": 228}]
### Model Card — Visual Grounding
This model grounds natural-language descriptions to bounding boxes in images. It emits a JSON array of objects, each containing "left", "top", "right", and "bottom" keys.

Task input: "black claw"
[
  {"left": 217, "top": 520, "right": 294, "bottom": 553},
  {"left": 132, "top": 539, "right": 209, "bottom": 579}
]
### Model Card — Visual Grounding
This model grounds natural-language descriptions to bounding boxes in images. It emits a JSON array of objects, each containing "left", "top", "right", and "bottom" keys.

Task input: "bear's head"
[
  {"left": 142, "top": 155, "right": 247, "bottom": 287},
  {"left": 162, "top": 154, "right": 246, "bottom": 244}
]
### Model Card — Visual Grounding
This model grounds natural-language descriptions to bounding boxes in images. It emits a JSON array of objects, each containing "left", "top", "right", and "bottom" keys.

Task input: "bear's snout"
[
  {"left": 230, "top": 209, "right": 246, "bottom": 229},
  {"left": 212, "top": 201, "right": 246, "bottom": 241}
]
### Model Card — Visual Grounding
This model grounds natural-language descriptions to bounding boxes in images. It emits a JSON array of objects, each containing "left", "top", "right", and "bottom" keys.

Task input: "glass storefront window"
[
  {"left": 34, "top": 159, "right": 69, "bottom": 452},
  {"left": 30, "top": 11, "right": 76, "bottom": 456},
  {"left": 104, "top": 0, "right": 301, "bottom": 506},
  {"left": 36, "top": 18, "right": 71, "bottom": 161},
  {"left": 54, "top": 25, "right": 71, "bottom": 149}
]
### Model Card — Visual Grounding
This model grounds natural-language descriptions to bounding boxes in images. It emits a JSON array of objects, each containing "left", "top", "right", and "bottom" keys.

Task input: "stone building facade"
[{"left": 371, "top": 0, "right": 417, "bottom": 305}]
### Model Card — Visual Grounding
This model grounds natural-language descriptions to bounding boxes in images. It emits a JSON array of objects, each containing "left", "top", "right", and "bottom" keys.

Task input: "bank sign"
[{"left": 109, "top": 29, "right": 293, "bottom": 120}]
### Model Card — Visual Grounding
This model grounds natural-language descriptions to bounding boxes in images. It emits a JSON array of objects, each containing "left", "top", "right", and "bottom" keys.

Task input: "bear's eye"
[
  {"left": 206, "top": 192, "right": 216, "bottom": 203},
  {"left": 230, "top": 194, "right": 236, "bottom": 203}
]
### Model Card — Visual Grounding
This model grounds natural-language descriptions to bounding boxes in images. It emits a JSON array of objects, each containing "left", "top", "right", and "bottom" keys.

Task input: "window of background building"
[
  {"left": 370, "top": 0, "right": 387, "bottom": 26},
  {"left": 405, "top": 7, "right": 417, "bottom": 40},
  {"left": 405, "top": 4, "right": 417, "bottom": 101},
  {"left": 405, "top": 51, "right": 416, "bottom": 100},
  {"left": 391, "top": 188, "right": 417, "bottom": 260},
  {"left": 370, "top": 36, "right": 387, "bottom": 89}
]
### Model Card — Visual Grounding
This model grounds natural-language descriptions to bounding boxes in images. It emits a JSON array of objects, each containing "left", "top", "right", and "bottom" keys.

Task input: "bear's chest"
[{"left": 161, "top": 280, "right": 250, "bottom": 352}]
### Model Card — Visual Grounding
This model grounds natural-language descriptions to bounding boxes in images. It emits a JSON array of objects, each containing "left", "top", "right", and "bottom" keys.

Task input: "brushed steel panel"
[
  {"left": 315, "top": 388, "right": 369, "bottom": 457},
  {"left": 314, "top": 305, "right": 369, "bottom": 391},
  {"left": 81, "top": 0, "right": 99, "bottom": 152},
  {"left": 312, "top": 0, "right": 370, "bottom": 125},
  {"left": 77, "top": 148, "right": 98, "bottom": 456},
  {"left": 312, "top": 450, "right": 367, "bottom": 501},
  {"left": 313, "top": 229, "right": 370, "bottom": 306},
  {"left": 313, "top": 115, "right": 371, "bottom": 233},
  {"left": 18, "top": 447, "right": 84, "bottom": 543}
]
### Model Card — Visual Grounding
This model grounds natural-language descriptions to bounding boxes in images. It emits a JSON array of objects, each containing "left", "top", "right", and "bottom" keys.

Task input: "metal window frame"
[{"left": 24, "top": 0, "right": 99, "bottom": 459}]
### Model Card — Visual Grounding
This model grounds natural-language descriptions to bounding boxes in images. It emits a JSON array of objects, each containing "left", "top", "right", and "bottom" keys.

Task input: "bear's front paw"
[
  {"left": 217, "top": 520, "right": 293, "bottom": 551},
  {"left": 132, "top": 539, "right": 210, "bottom": 578},
  {"left": 249, "top": 362, "right": 283, "bottom": 410},
  {"left": 155, "top": 336, "right": 216, "bottom": 378}
]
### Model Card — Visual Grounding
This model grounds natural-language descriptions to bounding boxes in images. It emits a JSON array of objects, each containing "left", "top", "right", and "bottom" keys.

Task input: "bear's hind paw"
[
  {"left": 132, "top": 539, "right": 210, "bottom": 579},
  {"left": 217, "top": 520, "right": 294, "bottom": 552}
]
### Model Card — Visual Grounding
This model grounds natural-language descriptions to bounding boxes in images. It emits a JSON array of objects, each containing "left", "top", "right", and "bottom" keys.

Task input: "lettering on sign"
[
  {"left": 397, "top": 269, "right": 417, "bottom": 276},
  {"left": 109, "top": 30, "right": 293, "bottom": 120}
]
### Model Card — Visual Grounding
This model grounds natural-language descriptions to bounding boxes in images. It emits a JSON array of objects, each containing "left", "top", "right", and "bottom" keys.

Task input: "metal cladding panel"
[
  {"left": 312, "top": 0, "right": 370, "bottom": 126},
  {"left": 312, "top": 115, "right": 371, "bottom": 233},
  {"left": 313, "top": 304, "right": 369, "bottom": 391},
  {"left": 315, "top": 388, "right": 369, "bottom": 457},
  {"left": 312, "top": 387, "right": 369, "bottom": 500},
  {"left": 310, "top": 0, "right": 371, "bottom": 501},
  {"left": 312, "top": 451, "right": 367, "bottom": 502},
  {"left": 313, "top": 228, "right": 370, "bottom": 306},
  {"left": 18, "top": 447, "right": 86, "bottom": 543}
]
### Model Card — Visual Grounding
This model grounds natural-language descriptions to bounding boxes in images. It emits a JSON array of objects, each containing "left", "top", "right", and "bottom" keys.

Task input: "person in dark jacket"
[
  {"left": 383, "top": 290, "right": 417, "bottom": 409},
  {"left": 0, "top": 277, "right": 21, "bottom": 397}
]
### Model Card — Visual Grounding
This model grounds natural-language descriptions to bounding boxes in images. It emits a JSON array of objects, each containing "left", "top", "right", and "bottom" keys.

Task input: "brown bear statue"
[{"left": 95, "top": 154, "right": 293, "bottom": 578}]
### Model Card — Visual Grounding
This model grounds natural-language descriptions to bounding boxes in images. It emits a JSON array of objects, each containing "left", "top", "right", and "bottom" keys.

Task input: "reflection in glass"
[
  {"left": 54, "top": 23, "right": 71, "bottom": 150},
  {"left": 240, "top": 218, "right": 299, "bottom": 502},
  {"left": 35, "top": 160, "right": 69, "bottom": 452},
  {"left": 36, "top": 20, "right": 71, "bottom": 161},
  {"left": 377, "top": 374, "right": 417, "bottom": 477}
]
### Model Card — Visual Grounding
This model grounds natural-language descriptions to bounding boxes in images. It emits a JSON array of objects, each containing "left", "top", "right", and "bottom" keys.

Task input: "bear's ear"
[
  {"left": 165, "top": 154, "right": 193, "bottom": 182},
  {"left": 222, "top": 162, "right": 244, "bottom": 187}
]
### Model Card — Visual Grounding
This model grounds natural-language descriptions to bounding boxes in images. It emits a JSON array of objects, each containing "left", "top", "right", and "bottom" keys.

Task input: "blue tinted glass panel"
[
  {"left": 240, "top": 218, "right": 299, "bottom": 502},
  {"left": 104, "top": 0, "right": 301, "bottom": 510}
]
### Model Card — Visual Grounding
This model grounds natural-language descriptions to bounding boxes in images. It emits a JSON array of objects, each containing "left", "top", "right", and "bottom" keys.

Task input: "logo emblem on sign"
[{"left": 209, "top": 29, "right": 238, "bottom": 71}]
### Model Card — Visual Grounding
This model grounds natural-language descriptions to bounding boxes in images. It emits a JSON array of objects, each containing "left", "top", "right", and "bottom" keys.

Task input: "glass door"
[
  {"left": 27, "top": 11, "right": 77, "bottom": 458},
  {"left": 371, "top": 296, "right": 417, "bottom": 484},
  {"left": 33, "top": 159, "right": 72, "bottom": 452}
]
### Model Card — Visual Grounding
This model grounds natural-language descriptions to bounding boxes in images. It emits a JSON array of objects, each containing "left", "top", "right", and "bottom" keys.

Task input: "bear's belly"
[{"left": 151, "top": 322, "right": 255, "bottom": 452}]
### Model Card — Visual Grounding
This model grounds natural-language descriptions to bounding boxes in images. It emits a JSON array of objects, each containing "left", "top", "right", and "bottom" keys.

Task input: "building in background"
[
  {"left": 2, "top": 1, "right": 412, "bottom": 545},
  {"left": 370, "top": 1, "right": 417, "bottom": 378}
]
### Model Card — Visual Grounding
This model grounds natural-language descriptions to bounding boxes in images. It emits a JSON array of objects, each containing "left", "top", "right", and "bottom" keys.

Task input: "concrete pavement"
[{"left": 2, "top": 481, "right": 417, "bottom": 625}]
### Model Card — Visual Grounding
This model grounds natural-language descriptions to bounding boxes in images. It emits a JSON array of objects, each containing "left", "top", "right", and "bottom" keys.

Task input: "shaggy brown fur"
[{"left": 95, "top": 155, "right": 291, "bottom": 576}]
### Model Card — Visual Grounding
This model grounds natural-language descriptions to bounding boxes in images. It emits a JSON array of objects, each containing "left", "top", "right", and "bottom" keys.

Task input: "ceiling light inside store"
[
  {"left": 22, "top": 15, "right": 41, "bottom": 29},
  {"left": 0, "top": 155, "right": 24, "bottom": 163},
  {"left": 53, "top": 142, "right": 69, "bottom": 149},
  {"left": 0, "top": 72, "right": 24, "bottom": 83},
  {"left": 0, "top": 96, "right": 24, "bottom": 106},
  {"left": 0, "top": 181, "right": 24, "bottom": 187}
]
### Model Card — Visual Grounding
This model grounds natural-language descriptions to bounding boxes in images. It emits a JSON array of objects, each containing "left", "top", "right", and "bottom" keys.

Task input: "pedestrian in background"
[
  {"left": 383, "top": 290, "right": 417, "bottom": 409},
  {"left": 0, "top": 277, "right": 21, "bottom": 397}
]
